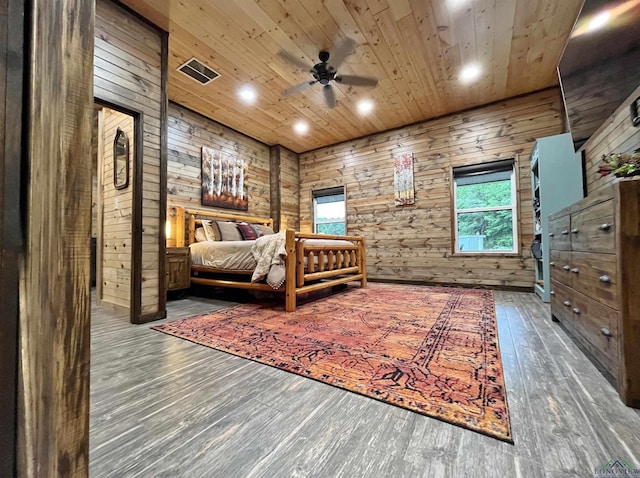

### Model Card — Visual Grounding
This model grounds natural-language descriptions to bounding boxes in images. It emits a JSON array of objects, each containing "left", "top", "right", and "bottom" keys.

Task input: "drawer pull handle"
[
  {"left": 571, "top": 268, "right": 579, "bottom": 274},
  {"left": 599, "top": 275, "right": 611, "bottom": 283},
  {"left": 571, "top": 228, "right": 579, "bottom": 234},
  {"left": 550, "top": 290, "right": 555, "bottom": 296},
  {"left": 550, "top": 261, "right": 555, "bottom": 266},
  {"left": 563, "top": 300, "right": 571, "bottom": 307},
  {"left": 563, "top": 265, "right": 570, "bottom": 271},
  {"left": 601, "top": 327, "right": 612, "bottom": 337},
  {"left": 561, "top": 229, "right": 569, "bottom": 235},
  {"left": 548, "top": 232, "right": 555, "bottom": 237},
  {"left": 599, "top": 223, "right": 611, "bottom": 231},
  {"left": 572, "top": 307, "right": 580, "bottom": 314}
]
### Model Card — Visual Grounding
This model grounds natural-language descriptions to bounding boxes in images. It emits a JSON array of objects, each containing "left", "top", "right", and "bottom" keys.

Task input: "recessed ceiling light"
[
  {"left": 459, "top": 63, "right": 481, "bottom": 83},
  {"left": 587, "top": 10, "right": 611, "bottom": 32},
  {"left": 447, "top": 0, "right": 470, "bottom": 12},
  {"left": 357, "top": 99, "right": 374, "bottom": 115},
  {"left": 238, "top": 85, "right": 256, "bottom": 104},
  {"left": 293, "top": 121, "right": 309, "bottom": 135}
]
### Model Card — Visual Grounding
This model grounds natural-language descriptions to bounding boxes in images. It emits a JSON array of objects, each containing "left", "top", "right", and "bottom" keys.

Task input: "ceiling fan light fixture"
[
  {"left": 293, "top": 120, "right": 309, "bottom": 135},
  {"left": 357, "top": 99, "right": 374, "bottom": 115},
  {"left": 278, "top": 38, "right": 378, "bottom": 109},
  {"left": 238, "top": 85, "right": 257, "bottom": 104},
  {"left": 459, "top": 63, "right": 482, "bottom": 83}
]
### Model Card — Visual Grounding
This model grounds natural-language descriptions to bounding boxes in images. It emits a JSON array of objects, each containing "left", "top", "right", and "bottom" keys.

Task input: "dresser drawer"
[
  {"left": 551, "top": 281, "right": 619, "bottom": 377},
  {"left": 550, "top": 279, "right": 572, "bottom": 323},
  {"left": 570, "top": 199, "right": 615, "bottom": 253},
  {"left": 548, "top": 214, "right": 571, "bottom": 251},
  {"left": 570, "top": 251, "right": 618, "bottom": 309},
  {"left": 549, "top": 250, "right": 572, "bottom": 286},
  {"left": 569, "top": 290, "right": 619, "bottom": 377}
]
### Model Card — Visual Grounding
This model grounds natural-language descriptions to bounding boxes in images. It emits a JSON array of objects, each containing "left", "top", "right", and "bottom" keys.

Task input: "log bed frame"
[{"left": 173, "top": 207, "right": 367, "bottom": 311}]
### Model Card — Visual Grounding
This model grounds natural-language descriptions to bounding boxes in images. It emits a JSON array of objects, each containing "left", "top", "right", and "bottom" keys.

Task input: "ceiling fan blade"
[
  {"left": 329, "top": 37, "right": 356, "bottom": 69},
  {"left": 323, "top": 85, "right": 336, "bottom": 109},
  {"left": 277, "top": 50, "right": 312, "bottom": 71},
  {"left": 283, "top": 80, "right": 316, "bottom": 96},
  {"left": 334, "top": 75, "right": 378, "bottom": 87}
]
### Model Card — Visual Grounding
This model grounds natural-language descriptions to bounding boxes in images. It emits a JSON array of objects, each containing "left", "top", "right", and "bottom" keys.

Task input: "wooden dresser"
[{"left": 549, "top": 179, "right": 640, "bottom": 407}]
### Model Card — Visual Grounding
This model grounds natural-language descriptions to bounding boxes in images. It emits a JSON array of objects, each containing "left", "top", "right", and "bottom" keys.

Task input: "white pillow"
[
  {"left": 194, "top": 227, "right": 207, "bottom": 242},
  {"left": 200, "top": 220, "right": 219, "bottom": 241}
]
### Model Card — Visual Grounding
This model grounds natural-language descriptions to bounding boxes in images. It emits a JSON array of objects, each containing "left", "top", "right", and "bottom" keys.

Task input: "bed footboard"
[{"left": 285, "top": 230, "right": 366, "bottom": 312}]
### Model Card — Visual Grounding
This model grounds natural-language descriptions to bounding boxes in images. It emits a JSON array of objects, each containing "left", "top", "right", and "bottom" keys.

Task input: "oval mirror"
[{"left": 113, "top": 127, "right": 129, "bottom": 190}]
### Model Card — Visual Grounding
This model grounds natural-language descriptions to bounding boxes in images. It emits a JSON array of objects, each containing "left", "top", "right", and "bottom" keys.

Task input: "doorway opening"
[{"left": 93, "top": 103, "right": 137, "bottom": 321}]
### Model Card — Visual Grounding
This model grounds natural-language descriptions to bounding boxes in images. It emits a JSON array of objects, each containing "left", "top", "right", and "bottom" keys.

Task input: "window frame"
[
  {"left": 452, "top": 159, "right": 519, "bottom": 255},
  {"left": 312, "top": 186, "right": 346, "bottom": 235}
]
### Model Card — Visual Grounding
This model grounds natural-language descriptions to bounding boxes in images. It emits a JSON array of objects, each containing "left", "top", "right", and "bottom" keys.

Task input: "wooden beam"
[
  {"left": 304, "top": 266, "right": 360, "bottom": 283},
  {"left": 296, "top": 274, "right": 365, "bottom": 295},
  {"left": 270, "top": 145, "right": 282, "bottom": 231},
  {"left": 18, "top": 0, "right": 94, "bottom": 475}
]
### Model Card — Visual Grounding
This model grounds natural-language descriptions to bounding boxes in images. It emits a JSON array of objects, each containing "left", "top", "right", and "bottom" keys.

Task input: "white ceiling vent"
[{"left": 177, "top": 58, "right": 220, "bottom": 85}]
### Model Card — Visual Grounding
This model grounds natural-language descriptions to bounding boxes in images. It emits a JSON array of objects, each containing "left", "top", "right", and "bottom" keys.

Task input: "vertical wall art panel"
[
  {"left": 201, "top": 146, "right": 248, "bottom": 210},
  {"left": 394, "top": 152, "right": 415, "bottom": 206}
]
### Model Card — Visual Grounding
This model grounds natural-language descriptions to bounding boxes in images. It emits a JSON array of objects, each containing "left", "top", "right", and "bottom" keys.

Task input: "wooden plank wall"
[
  {"left": 279, "top": 146, "right": 300, "bottom": 231},
  {"left": 101, "top": 108, "right": 134, "bottom": 310},
  {"left": 582, "top": 84, "right": 640, "bottom": 196},
  {"left": 299, "top": 89, "right": 565, "bottom": 288},
  {"left": 167, "top": 102, "right": 271, "bottom": 238},
  {"left": 95, "top": 0, "right": 162, "bottom": 317},
  {"left": 19, "top": 0, "right": 94, "bottom": 475}
]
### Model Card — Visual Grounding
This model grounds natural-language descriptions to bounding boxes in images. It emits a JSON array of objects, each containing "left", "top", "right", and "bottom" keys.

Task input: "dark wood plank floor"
[{"left": 90, "top": 289, "right": 640, "bottom": 477}]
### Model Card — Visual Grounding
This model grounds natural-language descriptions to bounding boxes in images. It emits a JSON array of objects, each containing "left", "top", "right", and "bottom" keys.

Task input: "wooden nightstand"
[{"left": 166, "top": 247, "right": 190, "bottom": 293}]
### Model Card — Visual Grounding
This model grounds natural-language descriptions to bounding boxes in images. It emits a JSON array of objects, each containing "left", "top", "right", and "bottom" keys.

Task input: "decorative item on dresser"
[
  {"left": 530, "top": 133, "right": 584, "bottom": 302},
  {"left": 549, "top": 179, "right": 640, "bottom": 407},
  {"left": 597, "top": 150, "right": 640, "bottom": 178},
  {"left": 166, "top": 247, "right": 191, "bottom": 294}
]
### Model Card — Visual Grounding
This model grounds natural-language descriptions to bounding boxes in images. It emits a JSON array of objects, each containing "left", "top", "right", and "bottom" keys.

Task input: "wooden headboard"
[{"left": 172, "top": 206, "right": 274, "bottom": 247}]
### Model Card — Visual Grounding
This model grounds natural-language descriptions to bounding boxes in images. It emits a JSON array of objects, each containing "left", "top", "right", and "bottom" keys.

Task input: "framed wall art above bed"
[{"left": 201, "top": 146, "right": 248, "bottom": 211}]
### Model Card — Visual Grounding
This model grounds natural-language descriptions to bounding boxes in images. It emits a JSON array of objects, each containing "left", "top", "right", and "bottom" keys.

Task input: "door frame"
[
  {"left": 94, "top": 98, "right": 144, "bottom": 324},
  {"left": 0, "top": 0, "right": 25, "bottom": 473}
]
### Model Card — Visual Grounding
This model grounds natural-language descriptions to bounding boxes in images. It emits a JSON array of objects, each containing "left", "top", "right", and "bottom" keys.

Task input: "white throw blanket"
[{"left": 251, "top": 231, "right": 287, "bottom": 288}]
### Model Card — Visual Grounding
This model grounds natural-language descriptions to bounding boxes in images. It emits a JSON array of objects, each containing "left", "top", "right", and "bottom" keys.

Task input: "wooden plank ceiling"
[{"left": 120, "top": 0, "right": 584, "bottom": 153}]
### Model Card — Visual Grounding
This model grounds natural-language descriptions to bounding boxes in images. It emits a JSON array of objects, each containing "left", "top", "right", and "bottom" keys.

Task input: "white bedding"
[
  {"left": 251, "top": 232, "right": 287, "bottom": 288},
  {"left": 189, "top": 240, "right": 256, "bottom": 271}
]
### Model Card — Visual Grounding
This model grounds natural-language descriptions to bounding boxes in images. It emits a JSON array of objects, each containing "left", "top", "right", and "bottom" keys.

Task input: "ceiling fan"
[{"left": 278, "top": 38, "right": 378, "bottom": 109}]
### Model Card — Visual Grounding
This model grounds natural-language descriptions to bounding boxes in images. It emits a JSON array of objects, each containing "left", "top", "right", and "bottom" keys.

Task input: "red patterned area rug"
[{"left": 153, "top": 283, "right": 512, "bottom": 442}]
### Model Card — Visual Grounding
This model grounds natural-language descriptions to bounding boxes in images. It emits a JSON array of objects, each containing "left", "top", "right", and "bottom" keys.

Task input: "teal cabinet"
[{"left": 530, "top": 133, "right": 583, "bottom": 302}]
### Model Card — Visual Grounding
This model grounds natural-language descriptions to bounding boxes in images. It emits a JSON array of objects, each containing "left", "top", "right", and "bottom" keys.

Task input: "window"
[
  {"left": 453, "top": 159, "right": 518, "bottom": 253},
  {"left": 313, "top": 187, "right": 345, "bottom": 235}
]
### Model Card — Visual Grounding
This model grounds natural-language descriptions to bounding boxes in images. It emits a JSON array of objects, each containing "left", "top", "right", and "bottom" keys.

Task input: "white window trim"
[
  {"left": 453, "top": 166, "right": 518, "bottom": 254},
  {"left": 312, "top": 187, "right": 346, "bottom": 234}
]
